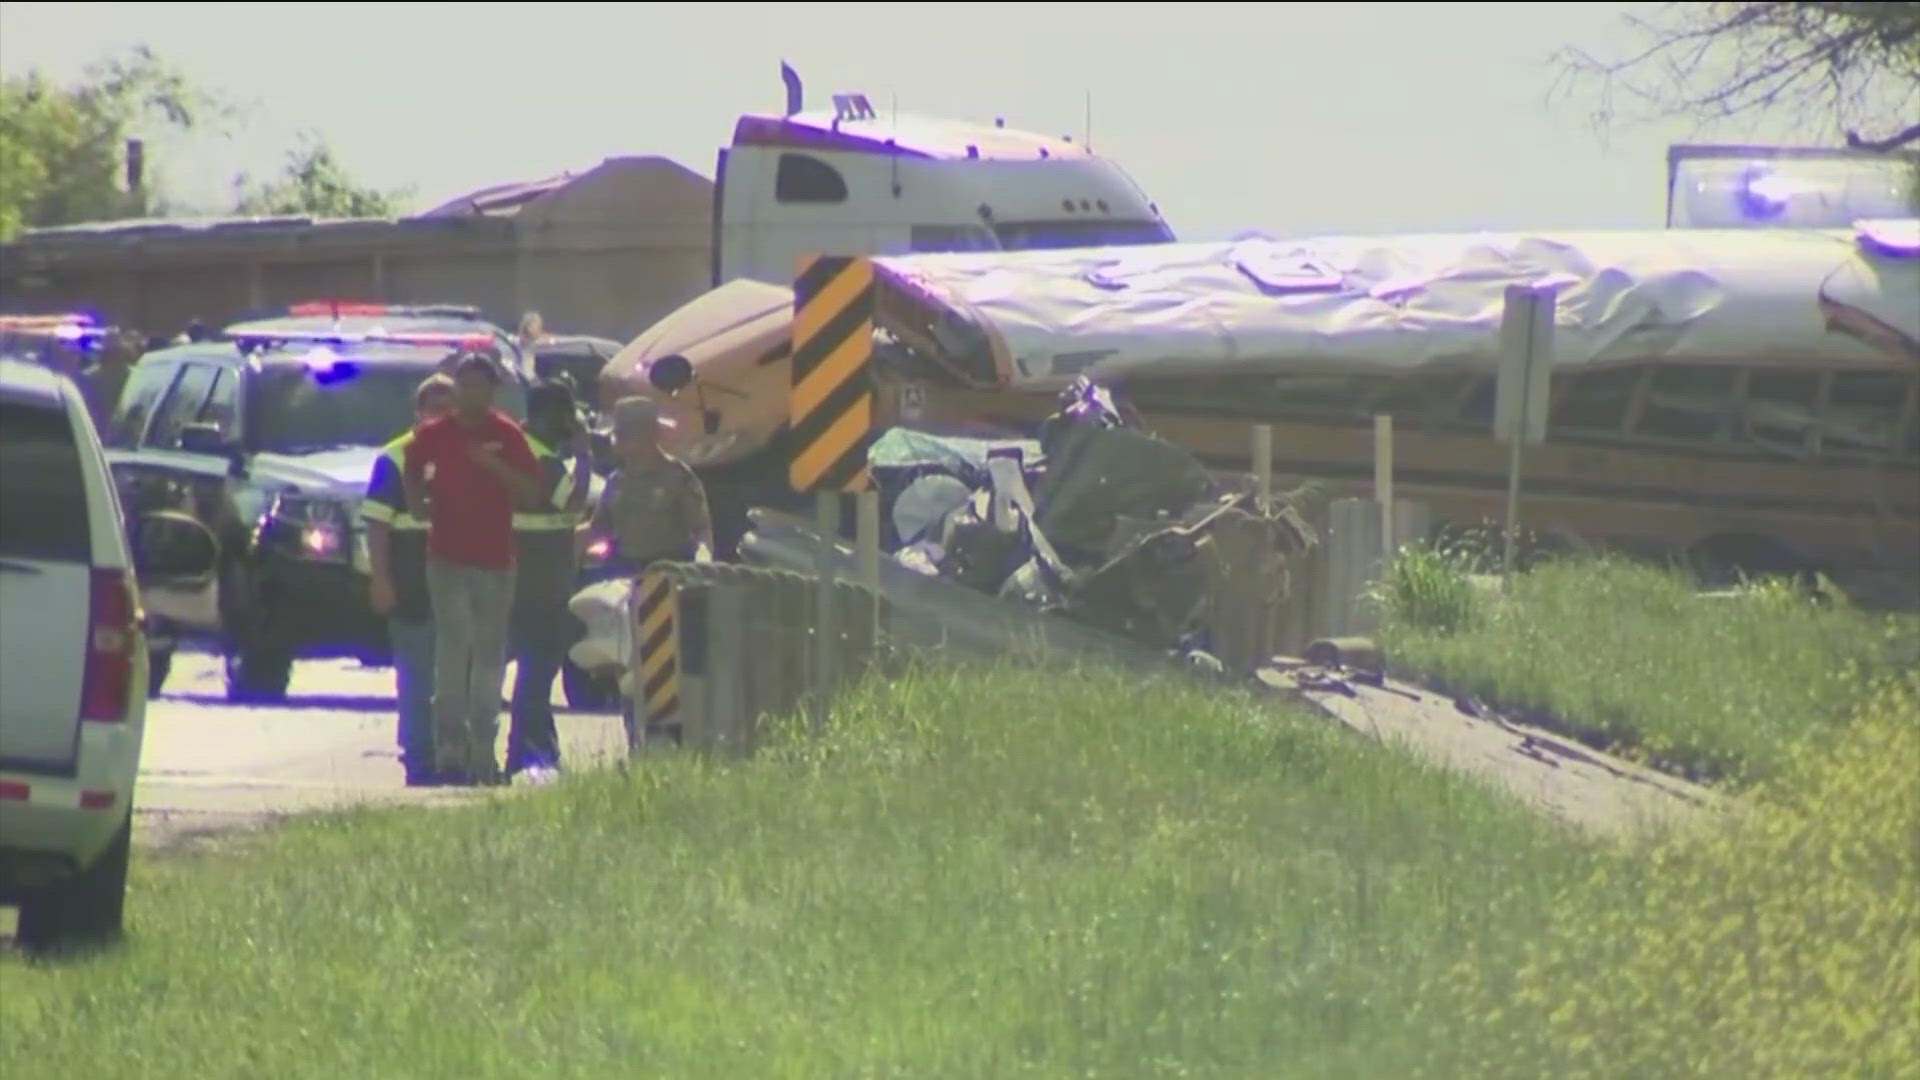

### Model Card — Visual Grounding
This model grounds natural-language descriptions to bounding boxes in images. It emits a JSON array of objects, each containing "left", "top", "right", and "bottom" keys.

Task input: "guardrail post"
[
  {"left": 812, "top": 493, "right": 839, "bottom": 735},
  {"left": 708, "top": 569, "right": 748, "bottom": 753},
  {"left": 632, "top": 569, "right": 680, "bottom": 750},
  {"left": 788, "top": 253, "right": 880, "bottom": 737}
]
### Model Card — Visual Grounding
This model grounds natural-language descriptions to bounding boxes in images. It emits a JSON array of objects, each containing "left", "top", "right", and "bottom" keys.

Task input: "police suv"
[{"left": 105, "top": 303, "right": 531, "bottom": 702}]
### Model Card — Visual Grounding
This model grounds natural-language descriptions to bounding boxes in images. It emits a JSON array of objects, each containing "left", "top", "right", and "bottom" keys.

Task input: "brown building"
[{"left": 0, "top": 156, "right": 716, "bottom": 345}]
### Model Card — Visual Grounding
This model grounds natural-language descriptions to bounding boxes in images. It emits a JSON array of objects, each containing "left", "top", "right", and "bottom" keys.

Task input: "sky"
[{"left": 0, "top": 1, "right": 1824, "bottom": 240}]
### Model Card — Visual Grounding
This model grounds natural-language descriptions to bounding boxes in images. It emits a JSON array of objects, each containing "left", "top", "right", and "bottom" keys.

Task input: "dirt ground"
[{"left": 1257, "top": 660, "right": 1722, "bottom": 840}]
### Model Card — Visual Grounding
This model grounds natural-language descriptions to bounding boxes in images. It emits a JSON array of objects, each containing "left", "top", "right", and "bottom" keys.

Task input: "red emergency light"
[
  {"left": 373, "top": 332, "right": 502, "bottom": 352},
  {"left": 286, "top": 301, "right": 387, "bottom": 318},
  {"left": 282, "top": 301, "right": 485, "bottom": 320},
  {"left": 0, "top": 313, "right": 99, "bottom": 331},
  {"left": 0, "top": 313, "right": 108, "bottom": 345}
]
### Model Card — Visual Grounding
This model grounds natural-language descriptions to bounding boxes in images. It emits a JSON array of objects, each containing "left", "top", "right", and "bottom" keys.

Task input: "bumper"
[
  {"left": 255, "top": 554, "right": 387, "bottom": 658},
  {"left": 0, "top": 722, "right": 141, "bottom": 897},
  {"left": 0, "top": 798, "right": 124, "bottom": 896}
]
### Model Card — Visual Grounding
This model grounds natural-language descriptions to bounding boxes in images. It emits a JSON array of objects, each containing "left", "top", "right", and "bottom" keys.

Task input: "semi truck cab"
[{"left": 713, "top": 85, "right": 1174, "bottom": 287}]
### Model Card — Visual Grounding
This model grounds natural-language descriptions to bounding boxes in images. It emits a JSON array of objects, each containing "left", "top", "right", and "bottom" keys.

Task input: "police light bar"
[
  {"left": 284, "top": 301, "right": 485, "bottom": 320},
  {"left": 0, "top": 313, "right": 100, "bottom": 331},
  {"left": 0, "top": 313, "right": 108, "bottom": 343},
  {"left": 232, "top": 326, "right": 505, "bottom": 354}
]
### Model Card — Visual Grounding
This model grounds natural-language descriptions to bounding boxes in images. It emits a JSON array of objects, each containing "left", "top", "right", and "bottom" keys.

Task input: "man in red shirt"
[{"left": 402, "top": 352, "right": 543, "bottom": 785}]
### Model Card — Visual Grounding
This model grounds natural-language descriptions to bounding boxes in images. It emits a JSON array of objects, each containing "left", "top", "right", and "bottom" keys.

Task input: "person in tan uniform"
[{"left": 588, "top": 396, "right": 713, "bottom": 574}]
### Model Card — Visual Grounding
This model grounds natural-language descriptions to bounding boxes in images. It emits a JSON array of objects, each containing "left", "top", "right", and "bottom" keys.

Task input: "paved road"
[{"left": 134, "top": 650, "right": 627, "bottom": 850}]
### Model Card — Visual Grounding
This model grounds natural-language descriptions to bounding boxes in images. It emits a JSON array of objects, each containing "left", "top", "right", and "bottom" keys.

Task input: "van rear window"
[{"left": 0, "top": 398, "right": 92, "bottom": 563}]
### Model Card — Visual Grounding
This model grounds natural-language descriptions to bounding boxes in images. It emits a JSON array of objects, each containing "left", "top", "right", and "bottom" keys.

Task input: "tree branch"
[{"left": 1846, "top": 121, "right": 1920, "bottom": 150}]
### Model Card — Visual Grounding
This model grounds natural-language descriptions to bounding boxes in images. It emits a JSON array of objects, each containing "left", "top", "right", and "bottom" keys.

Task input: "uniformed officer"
[
  {"left": 589, "top": 396, "right": 713, "bottom": 748},
  {"left": 362, "top": 372, "right": 458, "bottom": 787},
  {"left": 504, "top": 379, "right": 594, "bottom": 780},
  {"left": 589, "top": 396, "right": 713, "bottom": 575}
]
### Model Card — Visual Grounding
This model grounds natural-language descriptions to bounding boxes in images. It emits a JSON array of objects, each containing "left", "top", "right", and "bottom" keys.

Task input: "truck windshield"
[
  {"left": 992, "top": 219, "right": 1176, "bottom": 250},
  {"left": 1669, "top": 153, "right": 1919, "bottom": 228},
  {"left": 248, "top": 364, "right": 529, "bottom": 454}
]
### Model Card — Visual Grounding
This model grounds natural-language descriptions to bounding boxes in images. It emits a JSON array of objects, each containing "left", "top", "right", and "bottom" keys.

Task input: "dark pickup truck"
[{"left": 105, "top": 307, "right": 532, "bottom": 701}]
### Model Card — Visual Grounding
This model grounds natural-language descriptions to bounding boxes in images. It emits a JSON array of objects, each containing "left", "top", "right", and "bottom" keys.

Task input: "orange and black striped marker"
[
  {"left": 635, "top": 570, "right": 678, "bottom": 729},
  {"left": 788, "top": 255, "right": 877, "bottom": 493}
]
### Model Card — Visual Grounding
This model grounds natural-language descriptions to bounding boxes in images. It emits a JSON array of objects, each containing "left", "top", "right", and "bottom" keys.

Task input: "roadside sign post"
[
  {"left": 1494, "top": 283, "right": 1556, "bottom": 586},
  {"left": 1251, "top": 424, "right": 1273, "bottom": 515},
  {"left": 789, "top": 254, "right": 881, "bottom": 735},
  {"left": 855, "top": 489, "right": 882, "bottom": 597},
  {"left": 1373, "top": 414, "right": 1395, "bottom": 568}
]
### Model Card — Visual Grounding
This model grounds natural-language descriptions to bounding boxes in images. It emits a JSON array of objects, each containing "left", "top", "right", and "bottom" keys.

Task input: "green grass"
[
  {"left": 1, "top": 664, "right": 1585, "bottom": 1079},
  {"left": 1376, "top": 550, "right": 1915, "bottom": 784}
]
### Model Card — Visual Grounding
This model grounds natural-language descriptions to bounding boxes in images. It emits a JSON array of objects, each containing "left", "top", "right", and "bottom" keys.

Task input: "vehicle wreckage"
[{"left": 569, "top": 379, "right": 1320, "bottom": 689}]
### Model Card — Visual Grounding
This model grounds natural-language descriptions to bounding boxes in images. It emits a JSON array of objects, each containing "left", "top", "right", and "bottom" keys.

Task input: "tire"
[
  {"left": 225, "top": 643, "right": 293, "bottom": 703},
  {"left": 219, "top": 557, "right": 292, "bottom": 703},
  {"left": 562, "top": 657, "right": 620, "bottom": 712},
  {"left": 148, "top": 646, "right": 173, "bottom": 698},
  {"left": 16, "top": 812, "right": 133, "bottom": 956}
]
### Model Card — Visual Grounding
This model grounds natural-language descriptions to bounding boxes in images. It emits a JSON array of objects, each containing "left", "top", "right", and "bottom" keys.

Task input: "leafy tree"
[
  {"left": 1556, "top": 2, "right": 1920, "bottom": 149},
  {"left": 230, "top": 133, "right": 410, "bottom": 218},
  {"left": 0, "top": 45, "right": 231, "bottom": 240}
]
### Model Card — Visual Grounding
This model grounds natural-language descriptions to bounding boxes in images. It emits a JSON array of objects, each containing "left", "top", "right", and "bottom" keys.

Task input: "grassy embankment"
[
  {"left": 1376, "top": 551, "right": 1918, "bottom": 1077},
  {"left": 2, "top": 557, "right": 1913, "bottom": 1077},
  {"left": 1375, "top": 546, "right": 1915, "bottom": 784}
]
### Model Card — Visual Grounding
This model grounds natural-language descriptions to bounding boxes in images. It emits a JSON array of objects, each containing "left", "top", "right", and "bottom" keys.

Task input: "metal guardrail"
[
  {"left": 630, "top": 560, "right": 886, "bottom": 755},
  {"left": 620, "top": 495, "right": 1416, "bottom": 756}
]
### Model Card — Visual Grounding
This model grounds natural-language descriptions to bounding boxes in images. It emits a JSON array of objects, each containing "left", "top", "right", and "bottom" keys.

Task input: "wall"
[{"left": 0, "top": 158, "right": 718, "bottom": 343}]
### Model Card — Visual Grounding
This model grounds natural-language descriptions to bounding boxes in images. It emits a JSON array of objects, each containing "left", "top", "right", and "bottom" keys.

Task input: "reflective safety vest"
[
  {"left": 361, "top": 431, "right": 426, "bottom": 532},
  {"left": 513, "top": 434, "right": 587, "bottom": 532}
]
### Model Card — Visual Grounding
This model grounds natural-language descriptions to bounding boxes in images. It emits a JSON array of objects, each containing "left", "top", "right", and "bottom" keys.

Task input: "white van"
[{"left": 0, "top": 357, "right": 216, "bottom": 954}]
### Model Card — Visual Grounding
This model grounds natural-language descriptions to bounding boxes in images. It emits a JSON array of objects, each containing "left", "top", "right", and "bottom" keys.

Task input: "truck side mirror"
[
  {"left": 648, "top": 354, "right": 694, "bottom": 394},
  {"left": 132, "top": 510, "right": 219, "bottom": 583},
  {"left": 177, "top": 422, "right": 231, "bottom": 455}
]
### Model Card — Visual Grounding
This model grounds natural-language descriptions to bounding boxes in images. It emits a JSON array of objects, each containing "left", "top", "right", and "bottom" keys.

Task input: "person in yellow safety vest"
[
  {"left": 361, "top": 373, "right": 458, "bottom": 787},
  {"left": 504, "top": 378, "right": 594, "bottom": 780}
]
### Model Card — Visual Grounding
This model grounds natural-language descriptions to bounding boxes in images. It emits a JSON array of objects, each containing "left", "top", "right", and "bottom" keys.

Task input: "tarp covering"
[{"left": 870, "top": 221, "right": 1920, "bottom": 390}]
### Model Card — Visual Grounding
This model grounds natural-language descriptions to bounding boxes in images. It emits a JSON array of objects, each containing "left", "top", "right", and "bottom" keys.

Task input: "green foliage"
[
  {"left": 1373, "top": 541, "right": 1481, "bottom": 634},
  {"left": 230, "top": 133, "right": 408, "bottom": 219},
  {"left": 1, "top": 47, "right": 399, "bottom": 239},
  {"left": 0, "top": 46, "right": 229, "bottom": 239},
  {"left": 1418, "top": 670, "right": 1920, "bottom": 1079}
]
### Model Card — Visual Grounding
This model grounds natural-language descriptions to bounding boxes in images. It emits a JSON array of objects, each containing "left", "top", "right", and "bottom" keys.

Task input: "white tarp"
[{"left": 870, "top": 221, "right": 1920, "bottom": 388}]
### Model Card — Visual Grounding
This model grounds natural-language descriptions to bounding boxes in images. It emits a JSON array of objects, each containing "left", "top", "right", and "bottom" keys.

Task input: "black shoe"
[{"left": 405, "top": 768, "right": 447, "bottom": 788}]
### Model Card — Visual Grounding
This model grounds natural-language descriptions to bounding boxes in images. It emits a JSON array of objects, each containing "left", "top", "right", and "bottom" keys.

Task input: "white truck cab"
[{"left": 713, "top": 78, "right": 1175, "bottom": 287}]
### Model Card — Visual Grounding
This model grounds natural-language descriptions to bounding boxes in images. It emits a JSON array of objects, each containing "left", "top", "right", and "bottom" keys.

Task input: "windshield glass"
[
  {"left": 1669, "top": 154, "right": 1919, "bottom": 228},
  {"left": 248, "top": 362, "right": 528, "bottom": 454},
  {"left": 992, "top": 219, "right": 1175, "bottom": 250}
]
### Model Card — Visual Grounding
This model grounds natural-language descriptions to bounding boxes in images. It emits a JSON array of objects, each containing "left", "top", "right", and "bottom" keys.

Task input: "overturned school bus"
[{"left": 604, "top": 220, "right": 1920, "bottom": 586}]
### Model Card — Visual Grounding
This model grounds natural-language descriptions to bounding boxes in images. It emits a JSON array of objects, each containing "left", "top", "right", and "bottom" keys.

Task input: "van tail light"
[{"left": 80, "top": 568, "right": 137, "bottom": 722}]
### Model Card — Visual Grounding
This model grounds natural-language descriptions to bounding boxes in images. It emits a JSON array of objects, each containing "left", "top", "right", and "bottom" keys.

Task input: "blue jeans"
[
  {"left": 507, "top": 618, "right": 567, "bottom": 773},
  {"left": 425, "top": 560, "right": 517, "bottom": 778},
  {"left": 389, "top": 616, "right": 436, "bottom": 777}
]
